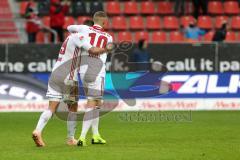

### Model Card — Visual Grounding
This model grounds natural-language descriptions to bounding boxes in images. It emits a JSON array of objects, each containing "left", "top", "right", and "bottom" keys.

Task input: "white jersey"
[
  {"left": 67, "top": 24, "right": 113, "bottom": 77},
  {"left": 52, "top": 33, "right": 92, "bottom": 81},
  {"left": 46, "top": 33, "right": 92, "bottom": 100}
]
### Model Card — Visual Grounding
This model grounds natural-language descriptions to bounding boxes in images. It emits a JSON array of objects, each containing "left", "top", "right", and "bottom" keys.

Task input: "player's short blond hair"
[{"left": 93, "top": 11, "right": 108, "bottom": 22}]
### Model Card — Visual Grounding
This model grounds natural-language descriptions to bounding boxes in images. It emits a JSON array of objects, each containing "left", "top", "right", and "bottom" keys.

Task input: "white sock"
[
  {"left": 35, "top": 109, "right": 53, "bottom": 133},
  {"left": 67, "top": 111, "right": 77, "bottom": 140},
  {"left": 92, "top": 108, "right": 100, "bottom": 136},
  {"left": 80, "top": 108, "right": 94, "bottom": 139}
]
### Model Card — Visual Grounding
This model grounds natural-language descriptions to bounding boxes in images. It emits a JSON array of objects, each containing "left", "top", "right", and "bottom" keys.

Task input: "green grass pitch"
[{"left": 0, "top": 111, "right": 240, "bottom": 160}]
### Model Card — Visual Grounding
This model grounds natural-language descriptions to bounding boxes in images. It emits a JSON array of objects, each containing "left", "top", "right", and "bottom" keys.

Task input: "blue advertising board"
[{"left": 29, "top": 72, "right": 240, "bottom": 99}]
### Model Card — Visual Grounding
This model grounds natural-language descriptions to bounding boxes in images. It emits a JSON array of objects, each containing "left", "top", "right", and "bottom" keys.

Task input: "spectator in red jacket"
[
  {"left": 50, "top": 0, "right": 69, "bottom": 42},
  {"left": 25, "top": 0, "right": 40, "bottom": 43}
]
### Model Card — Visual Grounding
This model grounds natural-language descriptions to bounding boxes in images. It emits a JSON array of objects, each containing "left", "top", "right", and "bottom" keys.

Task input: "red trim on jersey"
[
  {"left": 69, "top": 47, "right": 79, "bottom": 80},
  {"left": 77, "top": 48, "right": 82, "bottom": 73},
  {"left": 92, "top": 25, "right": 104, "bottom": 31}
]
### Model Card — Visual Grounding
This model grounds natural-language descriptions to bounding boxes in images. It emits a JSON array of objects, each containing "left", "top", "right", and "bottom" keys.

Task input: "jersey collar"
[{"left": 92, "top": 24, "right": 104, "bottom": 31}]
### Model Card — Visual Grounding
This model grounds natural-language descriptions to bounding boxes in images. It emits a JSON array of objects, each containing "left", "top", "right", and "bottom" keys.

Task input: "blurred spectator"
[
  {"left": 174, "top": 0, "right": 185, "bottom": 16},
  {"left": 25, "top": 0, "right": 40, "bottom": 43},
  {"left": 192, "top": 0, "right": 208, "bottom": 19},
  {"left": 132, "top": 39, "right": 150, "bottom": 70},
  {"left": 50, "top": 0, "right": 69, "bottom": 42},
  {"left": 212, "top": 22, "right": 227, "bottom": 42},
  {"left": 184, "top": 19, "right": 206, "bottom": 41}
]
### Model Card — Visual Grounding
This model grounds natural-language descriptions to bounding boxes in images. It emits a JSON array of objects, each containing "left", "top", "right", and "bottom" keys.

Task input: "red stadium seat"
[
  {"left": 20, "top": 1, "right": 36, "bottom": 15},
  {"left": 117, "top": 31, "right": 133, "bottom": 42},
  {"left": 36, "top": 31, "right": 44, "bottom": 44},
  {"left": 41, "top": 16, "right": 50, "bottom": 27},
  {"left": 215, "top": 16, "right": 228, "bottom": 29},
  {"left": 231, "top": 16, "right": 240, "bottom": 30},
  {"left": 152, "top": 31, "right": 167, "bottom": 43},
  {"left": 141, "top": 1, "right": 155, "bottom": 15},
  {"left": 169, "top": 31, "right": 184, "bottom": 42},
  {"left": 224, "top": 1, "right": 239, "bottom": 15},
  {"left": 204, "top": 31, "right": 214, "bottom": 41},
  {"left": 163, "top": 16, "right": 179, "bottom": 30},
  {"left": 77, "top": 16, "right": 91, "bottom": 24},
  {"left": 63, "top": 16, "right": 75, "bottom": 29},
  {"left": 180, "top": 16, "right": 195, "bottom": 28},
  {"left": 36, "top": 32, "right": 50, "bottom": 44},
  {"left": 157, "top": 1, "right": 173, "bottom": 15},
  {"left": 197, "top": 16, "right": 213, "bottom": 29},
  {"left": 226, "top": 31, "right": 237, "bottom": 42},
  {"left": 208, "top": 1, "right": 224, "bottom": 15},
  {"left": 123, "top": 1, "right": 138, "bottom": 14},
  {"left": 112, "top": 16, "right": 127, "bottom": 30},
  {"left": 129, "top": 16, "right": 144, "bottom": 30},
  {"left": 146, "top": 16, "right": 162, "bottom": 30},
  {"left": 106, "top": 1, "right": 121, "bottom": 15},
  {"left": 135, "top": 31, "right": 149, "bottom": 42}
]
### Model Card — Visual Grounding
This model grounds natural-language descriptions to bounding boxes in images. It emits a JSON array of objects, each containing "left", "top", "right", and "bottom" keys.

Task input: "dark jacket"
[{"left": 212, "top": 29, "right": 226, "bottom": 42}]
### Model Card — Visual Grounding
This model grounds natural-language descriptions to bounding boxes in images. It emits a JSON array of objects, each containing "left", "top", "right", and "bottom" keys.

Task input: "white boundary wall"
[{"left": 0, "top": 98, "right": 240, "bottom": 112}]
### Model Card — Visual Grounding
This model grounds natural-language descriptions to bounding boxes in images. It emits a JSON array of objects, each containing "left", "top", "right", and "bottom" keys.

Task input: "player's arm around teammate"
[{"left": 32, "top": 33, "right": 109, "bottom": 147}]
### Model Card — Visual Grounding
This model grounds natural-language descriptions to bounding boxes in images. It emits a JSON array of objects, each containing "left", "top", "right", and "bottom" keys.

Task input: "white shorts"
[
  {"left": 46, "top": 72, "right": 78, "bottom": 101},
  {"left": 80, "top": 73, "right": 105, "bottom": 99},
  {"left": 46, "top": 84, "right": 63, "bottom": 101}
]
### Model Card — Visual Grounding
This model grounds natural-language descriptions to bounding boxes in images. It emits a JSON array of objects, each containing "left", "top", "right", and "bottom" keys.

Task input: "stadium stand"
[
  {"left": 2, "top": 0, "right": 240, "bottom": 43},
  {"left": 141, "top": 1, "right": 155, "bottom": 15},
  {"left": 203, "top": 30, "right": 215, "bottom": 41},
  {"left": 135, "top": 31, "right": 149, "bottom": 42},
  {"left": 169, "top": 31, "right": 184, "bottom": 42},
  {"left": 226, "top": 31, "right": 237, "bottom": 41},
  {"left": 106, "top": 1, "right": 121, "bottom": 15},
  {"left": 208, "top": 1, "right": 224, "bottom": 15},
  {"left": 163, "top": 16, "right": 179, "bottom": 30},
  {"left": 224, "top": 1, "right": 239, "bottom": 15},
  {"left": 180, "top": 16, "right": 195, "bottom": 28},
  {"left": 197, "top": 16, "right": 213, "bottom": 30},
  {"left": 112, "top": 16, "right": 128, "bottom": 30},
  {"left": 63, "top": 16, "right": 75, "bottom": 29},
  {"left": 89, "top": 1, "right": 104, "bottom": 15},
  {"left": 0, "top": 0, "right": 19, "bottom": 43},
  {"left": 117, "top": 31, "right": 133, "bottom": 42},
  {"left": 215, "top": 16, "right": 228, "bottom": 29},
  {"left": 152, "top": 31, "right": 167, "bottom": 43},
  {"left": 123, "top": 1, "right": 139, "bottom": 15},
  {"left": 146, "top": 16, "right": 162, "bottom": 30},
  {"left": 231, "top": 16, "right": 240, "bottom": 30},
  {"left": 72, "top": 1, "right": 86, "bottom": 16},
  {"left": 157, "top": 1, "right": 174, "bottom": 15},
  {"left": 129, "top": 16, "right": 144, "bottom": 30}
]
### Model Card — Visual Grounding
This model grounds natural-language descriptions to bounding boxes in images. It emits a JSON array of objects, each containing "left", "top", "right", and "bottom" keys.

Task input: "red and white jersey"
[
  {"left": 67, "top": 24, "right": 113, "bottom": 77},
  {"left": 52, "top": 33, "right": 92, "bottom": 81}
]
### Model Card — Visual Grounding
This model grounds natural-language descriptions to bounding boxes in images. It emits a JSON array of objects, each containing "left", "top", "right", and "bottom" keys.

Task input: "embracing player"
[
  {"left": 67, "top": 11, "right": 113, "bottom": 146},
  {"left": 32, "top": 30, "right": 111, "bottom": 147}
]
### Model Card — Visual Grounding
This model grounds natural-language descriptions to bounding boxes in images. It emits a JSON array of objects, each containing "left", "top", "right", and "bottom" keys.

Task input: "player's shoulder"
[
  {"left": 105, "top": 32, "right": 112, "bottom": 38},
  {"left": 103, "top": 31, "right": 113, "bottom": 40},
  {"left": 77, "top": 24, "right": 89, "bottom": 29},
  {"left": 73, "top": 24, "right": 91, "bottom": 32},
  {"left": 69, "top": 32, "right": 86, "bottom": 41}
]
